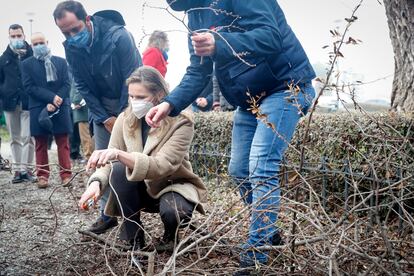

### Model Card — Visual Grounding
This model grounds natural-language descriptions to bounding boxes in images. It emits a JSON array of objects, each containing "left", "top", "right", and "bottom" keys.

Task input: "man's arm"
[
  {"left": 0, "top": 62, "right": 4, "bottom": 98},
  {"left": 72, "top": 67, "right": 109, "bottom": 123},
  {"left": 213, "top": 0, "right": 283, "bottom": 63},
  {"left": 21, "top": 61, "right": 56, "bottom": 103},
  {"left": 116, "top": 30, "right": 142, "bottom": 113}
]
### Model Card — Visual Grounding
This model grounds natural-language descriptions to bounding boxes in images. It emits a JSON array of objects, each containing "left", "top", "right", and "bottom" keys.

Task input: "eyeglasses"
[{"left": 49, "top": 108, "right": 60, "bottom": 118}]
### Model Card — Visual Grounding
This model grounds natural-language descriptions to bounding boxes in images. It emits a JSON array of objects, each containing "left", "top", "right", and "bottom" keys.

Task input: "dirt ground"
[
  {"left": 0, "top": 155, "right": 103, "bottom": 275},
  {"left": 0, "top": 148, "right": 242, "bottom": 276}
]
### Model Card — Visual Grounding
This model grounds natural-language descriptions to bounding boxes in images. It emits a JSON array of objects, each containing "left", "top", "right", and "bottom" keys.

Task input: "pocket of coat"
[{"left": 229, "top": 58, "right": 278, "bottom": 99}]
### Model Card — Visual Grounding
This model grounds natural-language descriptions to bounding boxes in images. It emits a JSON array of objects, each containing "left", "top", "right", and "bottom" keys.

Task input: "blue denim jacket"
[{"left": 165, "top": 0, "right": 316, "bottom": 113}]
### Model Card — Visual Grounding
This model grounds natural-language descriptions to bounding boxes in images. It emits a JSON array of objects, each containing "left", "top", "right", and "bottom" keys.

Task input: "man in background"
[{"left": 0, "top": 24, "right": 35, "bottom": 184}]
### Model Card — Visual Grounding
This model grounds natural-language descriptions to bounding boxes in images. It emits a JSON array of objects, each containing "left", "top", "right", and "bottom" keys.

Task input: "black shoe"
[
  {"left": 234, "top": 261, "right": 260, "bottom": 276},
  {"left": 11, "top": 171, "right": 24, "bottom": 184},
  {"left": 129, "top": 230, "right": 146, "bottom": 251},
  {"left": 88, "top": 216, "right": 118, "bottom": 234},
  {"left": 155, "top": 233, "right": 175, "bottom": 253},
  {"left": 21, "top": 171, "right": 38, "bottom": 183},
  {"left": 271, "top": 232, "right": 284, "bottom": 246}
]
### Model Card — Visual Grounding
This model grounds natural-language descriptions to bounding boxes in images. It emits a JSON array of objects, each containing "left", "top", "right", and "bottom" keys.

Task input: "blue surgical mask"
[
  {"left": 67, "top": 27, "right": 90, "bottom": 48},
  {"left": 33, "top": 44, "right": 49, "bottom": 58},
  {"left": 10, "top": 38, "right": 25, "bottom": 49}
]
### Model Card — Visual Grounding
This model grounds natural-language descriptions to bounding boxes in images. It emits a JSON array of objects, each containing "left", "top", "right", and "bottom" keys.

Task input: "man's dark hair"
[
  {"left": 53, "top": 1, "right": 88, "bottom": 22},
  {"left": 8, "top": 24, "right": 24, "bottom": 33}
]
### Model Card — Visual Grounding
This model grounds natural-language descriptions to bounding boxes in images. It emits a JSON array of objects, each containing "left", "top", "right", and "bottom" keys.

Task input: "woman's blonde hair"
[
  {"left": 125, "top": 66, "right": 170, "bottom": 134},
  {"left": 147, "top": 30, "right": 169, "bottom": 51}
]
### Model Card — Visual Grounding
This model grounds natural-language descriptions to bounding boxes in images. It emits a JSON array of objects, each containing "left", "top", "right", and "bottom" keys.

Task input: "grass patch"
[{"left": 0, "top": 126, "right": 10, "bottom": 143}]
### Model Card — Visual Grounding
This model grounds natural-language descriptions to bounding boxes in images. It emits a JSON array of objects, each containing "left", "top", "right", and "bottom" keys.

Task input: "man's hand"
[
  {"left": 212, "top": 102, "right": 221, "bottom": 112},
  {"left": 47, "top": 104, "right": 56, "bottom": 112},
  {"left": 53, "top": 95, "right": 63, "bottom": 107},
  {"left": 145, "top": 102, "right": 172, "bottom": 128},
  {"left": 78, "top": 181, "right": 100, "bottom": 210},
  {"left": 196, "top": 97, "right": 208, "bottom": 108},
  {"left": 191, "top": 32, "right": 215, "bottom": 56},
  {"left": 86, "top": 149, "right": 120, "bottom": 171},
  {"left": 104, "top": 116, "right": 116, "bottom": 133}
]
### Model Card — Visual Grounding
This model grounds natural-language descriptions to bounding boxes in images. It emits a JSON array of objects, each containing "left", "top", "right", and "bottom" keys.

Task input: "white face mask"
[{"left": 131, "top": 100, "right": 154, "bottom": 119}]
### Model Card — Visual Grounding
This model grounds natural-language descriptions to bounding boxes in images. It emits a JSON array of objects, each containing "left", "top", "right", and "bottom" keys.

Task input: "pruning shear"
[{"left": 81, "top": 196, "right": 97, "bottom": 210}]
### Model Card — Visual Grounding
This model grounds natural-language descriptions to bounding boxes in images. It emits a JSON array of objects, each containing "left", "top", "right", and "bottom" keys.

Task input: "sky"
[{"left": 0, "top": 0, "right": 394, "bottom": 102}]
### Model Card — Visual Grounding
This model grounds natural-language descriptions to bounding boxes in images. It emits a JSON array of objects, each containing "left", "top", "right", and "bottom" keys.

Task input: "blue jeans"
[
  {"left": 93, "top": 122, "right": 111, "bottom": 215},
  {"left": 228, "top": 84, "right": 315, "bottom": 264}
]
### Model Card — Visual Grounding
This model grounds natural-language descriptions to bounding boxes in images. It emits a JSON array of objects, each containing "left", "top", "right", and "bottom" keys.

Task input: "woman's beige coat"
[{"left": 88, "top": 112, "right": 207, "bottom": 216}]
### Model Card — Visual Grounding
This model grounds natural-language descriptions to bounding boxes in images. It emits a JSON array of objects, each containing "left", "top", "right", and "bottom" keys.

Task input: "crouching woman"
[{"left": 79, "top": 66, "right": 207, "bottom": 250}]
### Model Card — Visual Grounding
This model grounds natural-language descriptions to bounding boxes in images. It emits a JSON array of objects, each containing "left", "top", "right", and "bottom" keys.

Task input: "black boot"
[
  {"left": 155, "top": 232, "right": 176, "bottom": 253},
  {"left": 129, "top": 229, "right": 146, "bottom": 251},
  {"left": 88, "top": 216, "right": 118, "bottom": 234}
]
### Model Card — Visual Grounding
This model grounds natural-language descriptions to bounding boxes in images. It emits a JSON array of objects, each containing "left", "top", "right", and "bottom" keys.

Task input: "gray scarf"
[
  {"left": 34, "top": 47, "right": 58, "bottom": 82},
  {"left": 9, "top": 43, "right": 27, "bottom": 58}
]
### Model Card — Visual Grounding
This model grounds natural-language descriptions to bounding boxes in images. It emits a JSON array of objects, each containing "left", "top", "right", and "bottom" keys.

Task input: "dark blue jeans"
[{"left": 228, "top": 84, "right": 315, "bottom": 264}]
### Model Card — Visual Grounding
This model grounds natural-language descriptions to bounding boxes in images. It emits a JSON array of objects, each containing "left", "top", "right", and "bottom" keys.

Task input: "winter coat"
[
  {"left": 21, "top": 55, "right": 72, "bottom": 136},
  {"left": 88, "top": 111, "right": 207, "bottom": 216},
  {"left": 0, "top": 43, "right": 33, "bottom": 111},
  {"left": 165, "top": 0, "right": 316, "bottom": 113},
  {"left": 64, "top": 10, "right": 142, "bottom": 124},
  {"left": 212, "top": 73, "right": 234, "bottom": 111},
  {"left": 143, "top": 47, "right": 168, "bottom": 77}
]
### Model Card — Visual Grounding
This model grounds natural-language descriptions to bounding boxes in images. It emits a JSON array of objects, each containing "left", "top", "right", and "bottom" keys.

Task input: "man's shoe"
[
  {"left": 271, "top": 232, "right": 285, "bottom": 246},
  {"left": 88, "top": 216, "right": 118, "bottom": 234},
  {"left": 11, "top": 172, "right": 24, "bottom": 184},
  {"left": 62, "top": 177, "right": 72, "bottom": 187},
  {"left": 37, "top": 177, "right": 49, "bottom": 189},
  {"left": 233, "top": 261, "right": 260, "bottom": 276},
  {"left": 21, "top": 171, "right": 38, "bottom": 183}
]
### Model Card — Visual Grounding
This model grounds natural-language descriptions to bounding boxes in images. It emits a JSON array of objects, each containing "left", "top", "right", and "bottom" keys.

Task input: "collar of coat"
[{"left": 120, "top": 111, "right": 193, "bottom": 155}]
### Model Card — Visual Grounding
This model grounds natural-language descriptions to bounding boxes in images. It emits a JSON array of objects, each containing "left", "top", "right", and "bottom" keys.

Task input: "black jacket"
[
  {"left": 64, "top": 10, "right": 142, "bottom": 123},
  {"left": 0, "top": 43, "right": 33, "bottom": 111},
  {"left": 21, "top": 55, "right": 72, "bottom": 136}
]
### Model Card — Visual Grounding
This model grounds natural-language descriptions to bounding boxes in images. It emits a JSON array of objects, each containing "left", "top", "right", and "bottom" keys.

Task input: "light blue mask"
[
  {"left": 10, "top": 38, "right": 25, "bottom": 49},
  {"left": 33, "top": 44, "right": 49, "bottom": 58},
  {"left": 67, "top": 27, "right": 90, "bottom": 48}
]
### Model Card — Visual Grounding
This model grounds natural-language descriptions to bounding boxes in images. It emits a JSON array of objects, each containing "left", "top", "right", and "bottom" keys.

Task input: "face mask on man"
[
  {"left": 33, "top": 44, "right": 49, "bottom": 58},
  {"left": 10, "top": 38, "right": 25, "bottom": 49},
  {"left": 131, "top": 100, "right": 154, "bottom": 119},
  {"left": 67, "top": 27, "right": 90, "bottom": 48}
]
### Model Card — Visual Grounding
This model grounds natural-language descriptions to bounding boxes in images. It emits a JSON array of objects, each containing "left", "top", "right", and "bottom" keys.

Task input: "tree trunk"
[{"left": 383, "top": 0, "right": 414, "bottom": 112}]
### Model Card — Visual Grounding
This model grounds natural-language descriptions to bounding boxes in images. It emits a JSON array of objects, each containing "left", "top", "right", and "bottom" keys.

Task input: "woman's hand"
[
  {"left": 86, "top": 149, "right": 120, "bottom": 171},
  {"left": 78, "top": 181, "right": 100, "bottom": 210}
]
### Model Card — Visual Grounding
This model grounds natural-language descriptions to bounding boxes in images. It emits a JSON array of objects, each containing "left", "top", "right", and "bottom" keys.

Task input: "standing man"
[
  {"left": 0, "top": 24, "right": 36, "bottom": 183},
  {"left": 147, "top": 1, "right": 316, "bottom": 273},
  {"left": 53, "top": 1, "right": 142, "bottom": 234},
  {"left": 21, "top": 32, "right": 73, "bottom": 189}
]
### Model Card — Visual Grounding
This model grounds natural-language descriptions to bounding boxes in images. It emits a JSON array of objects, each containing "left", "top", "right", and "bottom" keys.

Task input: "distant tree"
[{"left": 383, "top": 0, "right": 414, "bottom": 112}]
